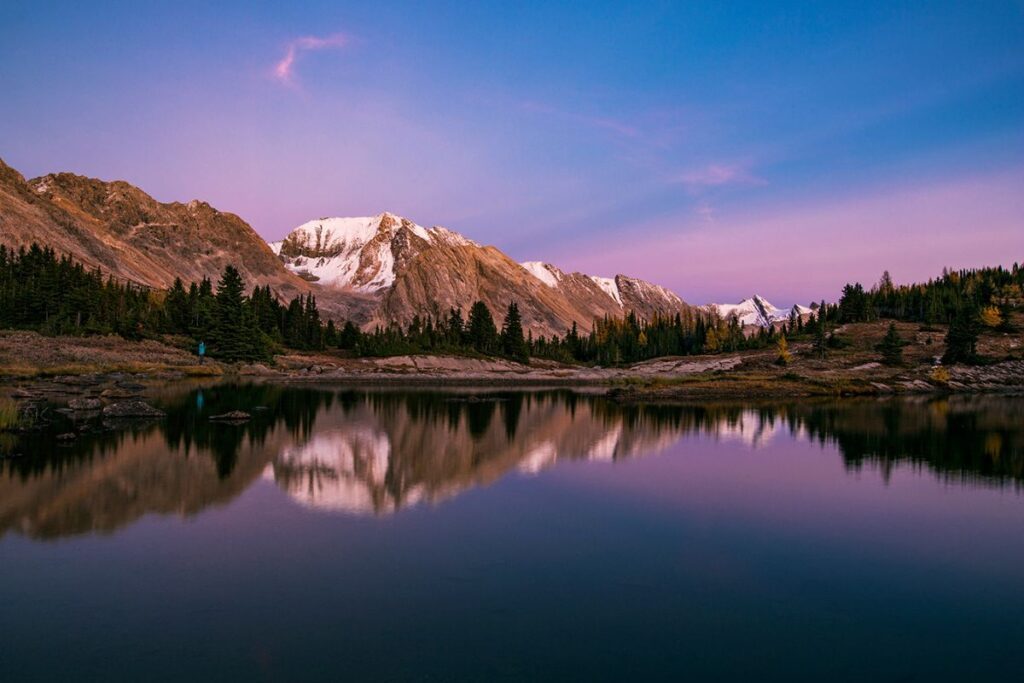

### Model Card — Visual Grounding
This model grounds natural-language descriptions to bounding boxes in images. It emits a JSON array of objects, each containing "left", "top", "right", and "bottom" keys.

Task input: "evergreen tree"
[
  {"left": 812, "top": 301, "right": 828, "bottom": 359},
  {"left": 500, "top": 301, "right": 529, "bottom": 363},
  {"left": 338, "top": 321, "right": 361, "bottom": 350},
  {"left": 467, "top": 301, "right": 498, "bottom": 353},
  {"left": 447, "top": 308, "right": 465, "bottom": 346},
  {"left": 192, "top": 278, "right": 216, "bottom": 338},
  {"left": 164, "top": 277, "right": 191, "bottom": 334},
  {"left": 878, "top": 322, "right": 903, "bottom": 366},
  {"left": 943, "top": 305, "right": 980, "bottom": 365},
  {"left": 838, "top": 283, "right": 870, "bottom": 322},
  {"left": 211, "top": 265, "right": 265, "bottom": 362}
]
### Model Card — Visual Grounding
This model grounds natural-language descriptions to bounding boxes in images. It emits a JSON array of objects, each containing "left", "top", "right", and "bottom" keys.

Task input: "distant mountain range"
[
  {"left": 0, "top": 158, "right": 812, "bottom": 336},
  {"left": 705, "top": 295, "right": 815, "bottom": 329},
  {"left": 270, "top": 213, "right": 690, "bottom": 336}
]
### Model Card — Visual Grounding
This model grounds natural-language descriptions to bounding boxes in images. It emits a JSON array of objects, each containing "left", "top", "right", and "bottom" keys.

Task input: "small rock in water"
[
  {"left": 101, "top": 387, "right": 141, "bottom": 399},
  {"left": 210, "top": 410, "right": 251, "bottom": 422},
  {"left": 102, "top": 401, "right": 165, "bottom": 418},
  {"left": 56, "top": 432, "right": 77, "bottom": 441},
  {"left": 68, "top": 397, "right": 103, "bottom": 411}
]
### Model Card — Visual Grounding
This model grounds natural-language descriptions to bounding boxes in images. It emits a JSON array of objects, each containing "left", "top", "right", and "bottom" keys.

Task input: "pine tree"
[
  {"left": 447, "top": 308, "right": 465, "bottom": 346},
  {"left": 878, "top": 322, "right": 903, "bottom": 366},
  {"left": 338, "top": 321, "right": 362, "bottom": 350},
  {"left": 943, "top": 305, "right": 980, "bottom": 364},
  {"left": 839, "top": 283, "right": 869, "bottom": 322},
  {"left": 500, "top": 301, "right": 529, "bottom": 363},
  {"left": 211, "top": 265, "right": 265, "bottom": 362},
  {"left": 467, "top": 301, "right": 498, "bottom": 354},
  {"left": 164, "top": 277, "right": 190, "bottom": 334},
  {"left": 813, "top": 300, "right": 828, "bottom": 359},
  {"left": 304, "top": 295, "right": 323, "bottom": 349}
]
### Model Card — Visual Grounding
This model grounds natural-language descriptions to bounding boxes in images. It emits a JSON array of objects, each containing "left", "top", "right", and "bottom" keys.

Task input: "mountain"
[
  {"left": 271, "top": 212, "right": 691, "bottom": 336},
  {"left": 706, "top": 295, "right": 814, "bottom": 328},
  {"left": 0, "top": 157, "right": 308, "bottom": 296},
  {"left": 1, "top": 158, "right": 693, "bottom": 336}
]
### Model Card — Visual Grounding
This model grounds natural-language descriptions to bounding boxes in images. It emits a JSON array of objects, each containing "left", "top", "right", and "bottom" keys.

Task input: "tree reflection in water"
[{"left": 1, "top": 386, "right": 1021, "bottom": 539}]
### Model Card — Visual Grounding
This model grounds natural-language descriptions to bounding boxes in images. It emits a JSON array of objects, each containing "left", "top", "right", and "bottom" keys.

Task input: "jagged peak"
[{"left": 706, "top": 295, "right": 813, "bottom": 328}]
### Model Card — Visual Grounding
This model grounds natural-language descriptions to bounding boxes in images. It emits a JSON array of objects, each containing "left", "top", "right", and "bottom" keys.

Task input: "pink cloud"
[{"left": 273, "top": 33, "right": 349, "bottom": 85}]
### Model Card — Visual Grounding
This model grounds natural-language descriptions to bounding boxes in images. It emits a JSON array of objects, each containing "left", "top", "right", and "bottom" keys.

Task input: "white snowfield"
[
  {"left": 707, "top": 295, "right": 813, "bottom": 328},
  {"left": 270, "top": 213, "right": 475, "bottom": 292}
]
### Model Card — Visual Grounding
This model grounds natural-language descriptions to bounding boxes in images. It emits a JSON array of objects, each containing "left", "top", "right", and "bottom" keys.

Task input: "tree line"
[
  {"left": 0, "top": 244, "right": 533, "bottom": 363},
  {"left": 0, "top": 244, "right": 323, "bottom": 362},
  {"left": 3, "top": 243, "right": 1019, "bottom": 366},
  {"left": 836, "top": 265, "right": 1022, "bottom": 363}
]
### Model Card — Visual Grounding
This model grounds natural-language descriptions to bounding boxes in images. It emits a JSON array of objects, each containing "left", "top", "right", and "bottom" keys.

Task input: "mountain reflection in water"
[{"left": 1, "top": 386, "right": 1022, "bottom": 539}]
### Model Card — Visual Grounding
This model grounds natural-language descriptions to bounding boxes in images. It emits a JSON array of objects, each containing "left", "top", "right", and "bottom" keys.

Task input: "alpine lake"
[{"left": 2, "top": 383, "right": 1023, "bottom": 681}]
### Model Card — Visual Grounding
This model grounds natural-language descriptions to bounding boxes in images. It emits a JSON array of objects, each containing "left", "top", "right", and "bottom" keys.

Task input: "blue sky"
[{"left": 1, "top": 1, "right": 1022, "bottom": 303}]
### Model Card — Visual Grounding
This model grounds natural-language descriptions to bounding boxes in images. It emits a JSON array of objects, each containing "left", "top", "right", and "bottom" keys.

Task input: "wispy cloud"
[
  {"left": 676, "top": 163, "right": 766, "bottom": 193},
  {"left": 272, "top": 33, "right": 349, "bottom": 85}
]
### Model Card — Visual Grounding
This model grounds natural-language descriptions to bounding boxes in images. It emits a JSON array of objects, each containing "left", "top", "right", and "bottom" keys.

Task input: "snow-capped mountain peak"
[
  {"left": 269, "top": 212, "right": 475, "bottom": 292},
  {"left": 269, "top": 212, "right": 693, "bottom": 336},
  {"left": 707, "top": 296, "right": 812, "bottom": 328}
]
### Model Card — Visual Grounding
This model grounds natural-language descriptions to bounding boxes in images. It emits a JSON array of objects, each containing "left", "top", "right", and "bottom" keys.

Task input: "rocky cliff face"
[
  {"left": 273, "top": 213, "right": 693, "bottom": 336},
  {"left": 0, "top": 158, "right": 308, "bottom": 296}
]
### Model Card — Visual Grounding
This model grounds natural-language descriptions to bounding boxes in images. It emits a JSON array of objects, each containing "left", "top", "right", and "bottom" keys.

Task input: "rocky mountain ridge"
[
  {"left": 272, "top": 213, "right": 693, "bottom": 336},
  {"left": 0, "top": 157, "right": 308, "bottom": 297}
]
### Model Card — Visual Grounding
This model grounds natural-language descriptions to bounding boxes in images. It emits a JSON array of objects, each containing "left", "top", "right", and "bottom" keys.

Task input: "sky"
[{"left": 1, "top": 1, "right": 1022, "bottom": 304}]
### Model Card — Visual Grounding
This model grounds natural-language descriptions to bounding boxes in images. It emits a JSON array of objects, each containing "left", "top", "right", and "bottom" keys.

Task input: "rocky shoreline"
[{"left": 1, "top": 322, "right": 1023, "bottom": 406}]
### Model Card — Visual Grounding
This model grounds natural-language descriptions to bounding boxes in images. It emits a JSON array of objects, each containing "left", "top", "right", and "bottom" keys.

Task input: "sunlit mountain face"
[{"left": 2, "top": 386, "right": 1022, "bottom": 540}]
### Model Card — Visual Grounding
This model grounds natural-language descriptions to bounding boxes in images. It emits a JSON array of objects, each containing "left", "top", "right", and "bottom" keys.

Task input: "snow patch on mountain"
[
  {"left": 590, "top": 276, "right": 623, "bottom": 306},
  {"left": 520, "top": 261, "right": 562, "bottom": 288},
  {"left": 618, "top": 276, "right": 686, "bottom": 306}
]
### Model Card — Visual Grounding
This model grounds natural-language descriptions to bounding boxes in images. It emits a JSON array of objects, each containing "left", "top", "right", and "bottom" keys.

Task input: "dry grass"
[{"left": 0, "top": 331, "right": 223, "bottom": 378}]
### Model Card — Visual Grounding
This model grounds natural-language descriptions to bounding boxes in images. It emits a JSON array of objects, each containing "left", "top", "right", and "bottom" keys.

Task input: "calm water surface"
[{"left": 2, "top": 385, "right": 1023, "bottom": 681}]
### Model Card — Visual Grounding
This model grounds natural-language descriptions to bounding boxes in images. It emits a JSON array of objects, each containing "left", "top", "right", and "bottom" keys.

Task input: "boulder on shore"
[{"left": 68, "top": 397, "right": 102, "bottom": 411}]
